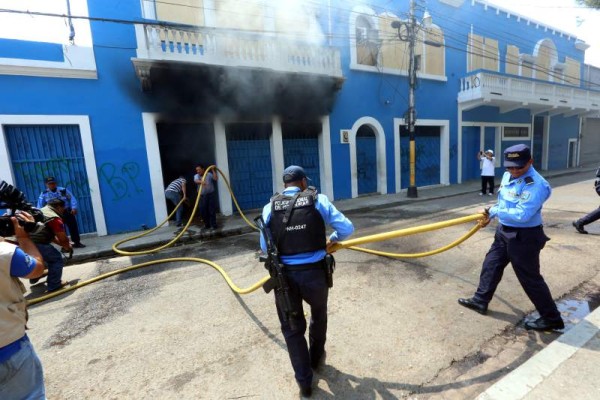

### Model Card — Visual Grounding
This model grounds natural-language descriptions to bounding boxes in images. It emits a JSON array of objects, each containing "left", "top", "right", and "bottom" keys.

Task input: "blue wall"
[
  {"left": 0, "top": 38, "right": 63, "bottom": 61},
  {"left": 0, "top": 1, "right": 156, "bottom": 234},
  {"left": 548, "top": 115, "right": 579, "bottom": 170},
  {"left": 0, "top": 0, "right": 587, "bottom": 233}
]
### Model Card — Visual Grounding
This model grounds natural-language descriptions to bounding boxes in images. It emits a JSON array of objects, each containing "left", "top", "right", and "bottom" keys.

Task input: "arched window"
[
  {"left": 533, "top": 39, "right": 558, "bottom": 81},
  {"left": 380, "top": 14, "right": 409, "bottom": 70},
  {"left": 355, "top": 16, "right": 379, "bottom": 66},
  {"left": 421, "top": 25, "right": 445, "bottom": 76}
]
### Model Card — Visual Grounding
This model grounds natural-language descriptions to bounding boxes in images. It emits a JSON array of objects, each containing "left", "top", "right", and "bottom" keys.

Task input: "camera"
[{"left": 0, "top": 180, "right": 43, "bottom": 237}]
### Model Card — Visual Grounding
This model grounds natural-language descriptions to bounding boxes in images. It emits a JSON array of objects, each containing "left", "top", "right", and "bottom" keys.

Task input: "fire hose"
[{"left": 27, "top": 166, "right": 487, "bottom": 306}]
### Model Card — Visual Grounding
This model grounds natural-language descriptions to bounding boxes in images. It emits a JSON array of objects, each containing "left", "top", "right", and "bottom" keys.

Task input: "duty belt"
[
  {"left": 283, "top": 259, "right": 325, "bottom": 271},
  {"left": 501, "top": 224, "right": 543, "bottom": 231}
]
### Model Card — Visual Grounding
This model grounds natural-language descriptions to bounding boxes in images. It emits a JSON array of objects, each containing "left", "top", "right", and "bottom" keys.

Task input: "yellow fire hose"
[{"left": 27, "top": 165, "right": 487, "bottom": 306}]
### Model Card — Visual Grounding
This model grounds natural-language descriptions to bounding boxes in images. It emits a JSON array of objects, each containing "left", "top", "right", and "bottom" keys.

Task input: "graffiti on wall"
[
  {"left": 11, "top": 157, "right": 91, "bottom": 200},
  {"left": 98, "top": 162, "right": 143, "bottom": 201}
]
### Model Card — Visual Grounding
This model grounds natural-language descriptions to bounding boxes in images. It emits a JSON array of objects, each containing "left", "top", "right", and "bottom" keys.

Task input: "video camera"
[{"left": 0, "top": 180, "right": 44, "bottom": 237}]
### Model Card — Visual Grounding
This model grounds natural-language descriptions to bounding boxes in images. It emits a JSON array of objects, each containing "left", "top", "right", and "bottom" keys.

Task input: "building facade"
[{"left": 0, "top": 0, "right": 598, "bottom": 235}]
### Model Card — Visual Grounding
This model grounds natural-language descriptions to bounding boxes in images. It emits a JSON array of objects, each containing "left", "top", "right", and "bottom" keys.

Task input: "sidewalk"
[
  {"left": 478, "top": 306, "right": 600, "bottom": 400},
  {"left": 70, "top": 164, "right": 597, "bottom": 265},
  {"left": 68, "top": 165, "right": 599, "bottom": 400}
]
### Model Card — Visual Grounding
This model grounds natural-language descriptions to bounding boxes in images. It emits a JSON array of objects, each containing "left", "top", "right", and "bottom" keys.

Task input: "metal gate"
[
  {"left": 283, "top": 123, "right": 321, "bottom": 191},
  {"left": 226, "top": 124, "right": 273, "bottom": 211},
  {"left": 356, "top": 126, "right": 377, "bottom": 195},
  {"left": 5, "top": 124, "right": 97, "bottom": 233},
  {"left": 401, "top": 126, "right": 441, "bottom": 187}
]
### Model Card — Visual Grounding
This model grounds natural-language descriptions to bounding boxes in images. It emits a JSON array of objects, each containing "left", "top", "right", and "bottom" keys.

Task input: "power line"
[{"left": 0, "top": 5, "right": 594, "bottom": 87}]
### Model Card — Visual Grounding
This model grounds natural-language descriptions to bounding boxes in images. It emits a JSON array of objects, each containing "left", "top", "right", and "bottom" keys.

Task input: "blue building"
[{"left": 0, "top": 0, "right": 598, "bottom": 235}]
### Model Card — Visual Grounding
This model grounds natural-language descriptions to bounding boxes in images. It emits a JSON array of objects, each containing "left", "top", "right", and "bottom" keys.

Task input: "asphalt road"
[{"left": 26, "top": 173, "right": 600, "bottom": 399}]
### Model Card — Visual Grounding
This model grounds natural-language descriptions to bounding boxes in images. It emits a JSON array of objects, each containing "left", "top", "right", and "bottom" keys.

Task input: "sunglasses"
[{"left": 506, "top": 166, "right": 526, "bottom": 171}]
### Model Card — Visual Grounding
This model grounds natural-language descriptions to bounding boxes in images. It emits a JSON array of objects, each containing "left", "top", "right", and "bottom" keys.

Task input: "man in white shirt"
[{"left": 477, "top": 149, "right": 496, "bottom": 196}]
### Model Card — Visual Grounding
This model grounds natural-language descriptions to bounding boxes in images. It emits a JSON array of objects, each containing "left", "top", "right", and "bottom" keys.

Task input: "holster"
[{"left": 324, "top": 253, "right": 335, "bottom": 288}]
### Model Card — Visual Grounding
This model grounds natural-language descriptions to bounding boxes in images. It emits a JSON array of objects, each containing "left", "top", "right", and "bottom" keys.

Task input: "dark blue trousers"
[
  {"left": 276, "top": 267, "right": 328, "bottom": 387},
  {"left": 35, "top": 243, "right": 64, "bottom": 291},
  {"left": 200, "top": 191, "right": 217, "bottom": 229},
  {"left": 62, "top": 209, "right": 81, "bottom": 245},
  {"left": 578, "top": 206, "right": 600, "bottom": 226},
  {"left": 474, "top": 225, "right": 561, "bottom": 321}
]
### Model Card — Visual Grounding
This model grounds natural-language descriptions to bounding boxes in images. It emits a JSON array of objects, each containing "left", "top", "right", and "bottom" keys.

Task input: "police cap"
[
  {"left": 45, "top": 176, "right": 57, "bottom": 184},
  {"left": 283, "top": 165, "right": 310, "bottom": 183},
  {"left": 503, "top": 144, "right": 531, "bottom": 167}
]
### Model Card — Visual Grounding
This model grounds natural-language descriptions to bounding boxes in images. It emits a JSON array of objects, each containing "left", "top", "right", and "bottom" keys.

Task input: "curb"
[{"left": 477, "top": 305, "right": 600, "bottom": 400}]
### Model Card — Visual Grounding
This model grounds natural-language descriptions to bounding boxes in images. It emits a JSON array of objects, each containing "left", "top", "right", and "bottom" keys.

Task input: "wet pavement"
[{"left": 53, "top": 164, "right": 600, "bottom": 399}]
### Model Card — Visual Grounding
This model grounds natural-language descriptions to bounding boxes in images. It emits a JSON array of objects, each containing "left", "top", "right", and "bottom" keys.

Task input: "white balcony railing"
[
  {"left": 133, "top": 24, "right": 342, "bottom": 79},
  {"left": 459, "top": 72, "right": 600, "bottom": 112}
]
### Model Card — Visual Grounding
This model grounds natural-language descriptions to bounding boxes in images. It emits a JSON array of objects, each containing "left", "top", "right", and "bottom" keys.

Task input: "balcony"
[
  {"left": 131, "top": 23, "right": 343, "bottom": 90},
  {"left": 458, "top": 71, "right": 600, "bottom": 117}
]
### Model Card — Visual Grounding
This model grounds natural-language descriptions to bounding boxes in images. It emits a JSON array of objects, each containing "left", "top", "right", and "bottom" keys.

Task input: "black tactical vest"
[{"left": 269, "top": 189, "right": 326, "bottom": 255}]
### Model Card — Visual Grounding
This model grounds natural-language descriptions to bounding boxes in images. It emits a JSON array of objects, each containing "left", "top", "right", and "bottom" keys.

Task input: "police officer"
[
  {"left": 260, "top": 166, "right": 354, "bottom": 397},
  {"left": 572, "top": 166, "right": 600, "bottom": 234},
  {"left": 458, "top": 144, "right": 564, "bottom": 331},
  {"left": 37, "top": 177, "right": 85, "bottom": 248}
]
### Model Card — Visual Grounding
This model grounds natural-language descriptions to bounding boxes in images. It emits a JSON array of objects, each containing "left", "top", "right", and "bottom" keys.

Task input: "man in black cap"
[
  {"left": 458, "top": 144, "right": 564, "bottom": 331},
  {"left": 37, "top": 177, "right": 85, "bottom": 248},
  {"left": 259, "top": 165, "right": 354, "bottom": 397}
]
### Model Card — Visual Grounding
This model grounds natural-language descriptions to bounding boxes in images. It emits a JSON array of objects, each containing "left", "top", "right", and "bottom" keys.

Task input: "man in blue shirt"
[
  {"left": 260, "top": 165, "right": 354, "bottom": 397},
  {"left": 1, "top": 212, "right": 47, "bottom": 399},
  {"left": 458, "top": 144, "right": 563, "bottom": 331},
  {"left": 37, "top": 177, "right": 85, "bottom": 248}
]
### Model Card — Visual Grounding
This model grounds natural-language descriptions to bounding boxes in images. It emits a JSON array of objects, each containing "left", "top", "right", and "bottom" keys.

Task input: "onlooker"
[
  {"left": 572, "top": 166, "right": 600, "bottom": 234},
  {"left": 194, "top": 164, "right": 218, "bottom": 230},
  {"left": 477, "top": 149, "right": 495, "bottom": 196},
  {"left": 1, "top": 212, "right": 47, "bottom": 399},
  {"left": 459, "top": 144, "right": 563, "bottom": 331},
  {"left": 260, "top": 165, "right": 354, "bottom": 397},
  {"left": 165, "top": 176, "right": 187, "bottom": 227},
  {"left": 29, "top": 198, "right": 72, "bottom": 292},
  {"left": 37, "top": 177, "right": 85, "bottom": 248}
]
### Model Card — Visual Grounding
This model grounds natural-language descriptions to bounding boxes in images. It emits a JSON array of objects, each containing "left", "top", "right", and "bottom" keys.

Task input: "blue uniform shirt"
[
  {"left": 488, "top": 166, "right": 551, "bottom": 228},
  {"left": 260, "top": 186, "right": 354, "bottom": 265},
  {"left": 37, "top": 187, "right": 78, "bottom": 210}
]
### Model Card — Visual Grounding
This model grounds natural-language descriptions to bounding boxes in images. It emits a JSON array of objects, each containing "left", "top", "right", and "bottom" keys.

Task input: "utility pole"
[
  {"left": 406, "top": 0, "right": 418, "bottom": 198},
  {"left": 392, "top": 0, "right": 419, "bottom": 198}
]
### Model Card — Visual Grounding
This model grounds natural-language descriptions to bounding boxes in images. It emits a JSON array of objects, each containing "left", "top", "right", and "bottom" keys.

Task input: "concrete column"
[
  {"left": 214, "top": 117, "right": 232, "bottom": 216},
  {"left": 271, "top": 117, "right": 285, "bottom": 194},
  {"left": 319, "top": 116, "right": 334, "bottom": 199}
]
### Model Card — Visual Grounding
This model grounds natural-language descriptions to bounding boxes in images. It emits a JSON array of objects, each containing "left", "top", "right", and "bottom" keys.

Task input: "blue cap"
[
  {"left": 45, "top": 176, "right": 56, "bottom": 184},
  {"left": 504, "top": 144, "right": 531, "bottom": 167},
  {"left": 283, "top": 165, "right": 310, "bottom": 183}
]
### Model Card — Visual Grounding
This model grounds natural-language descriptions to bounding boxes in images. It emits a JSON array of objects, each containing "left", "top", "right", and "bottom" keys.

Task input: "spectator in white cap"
[{"left": 477, "top": 149, "right": 496, "bottom": 196}]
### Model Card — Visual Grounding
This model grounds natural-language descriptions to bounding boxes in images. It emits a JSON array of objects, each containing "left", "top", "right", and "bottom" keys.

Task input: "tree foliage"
[{"left": 577, "top": 0, "right": 600, "bottom": 9}]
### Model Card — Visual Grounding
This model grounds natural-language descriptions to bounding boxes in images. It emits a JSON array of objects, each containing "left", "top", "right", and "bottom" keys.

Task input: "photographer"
[
  {"left": 29, "top": 198, "right": 72, "bottom": 292},
  {"left": 1, "top": 212, "right": 47, "bottom": 399},
  {"left": 477, "top": 149, "right": 496, "bottom": 196}
]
